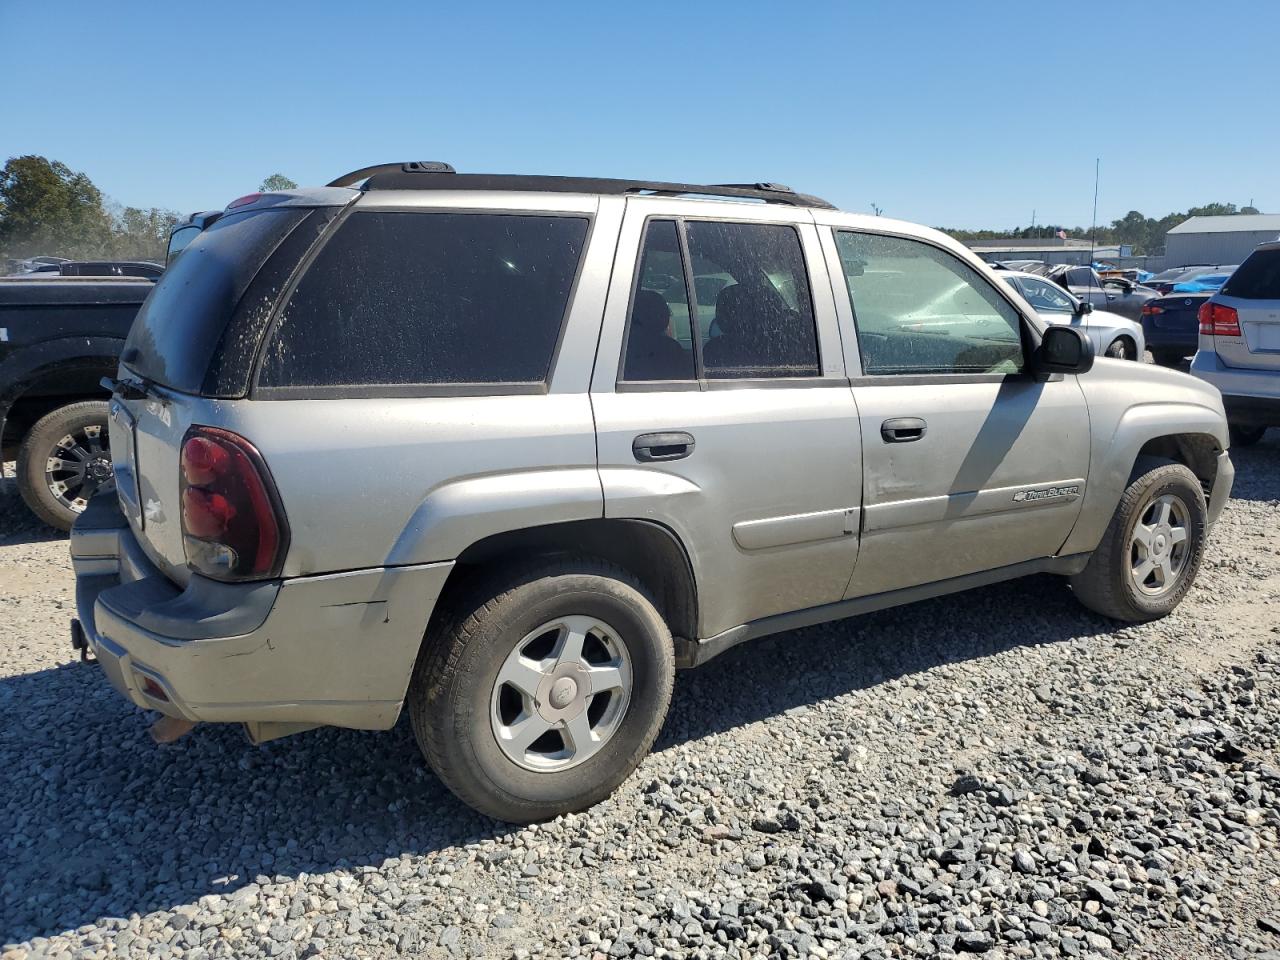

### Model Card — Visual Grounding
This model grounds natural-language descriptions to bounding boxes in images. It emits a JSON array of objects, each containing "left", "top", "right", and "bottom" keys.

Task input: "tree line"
[
  {"left": 941, "top": 202, "right": 1262, "bottom": 255},
  {"left": 0, "top": 155, "right": 296, "bottom": 264}
]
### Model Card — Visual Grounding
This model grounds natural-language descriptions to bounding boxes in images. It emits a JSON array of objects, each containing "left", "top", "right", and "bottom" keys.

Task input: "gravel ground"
[{"left": 2, "top": 437, "right": 1279, "bottom": 960}]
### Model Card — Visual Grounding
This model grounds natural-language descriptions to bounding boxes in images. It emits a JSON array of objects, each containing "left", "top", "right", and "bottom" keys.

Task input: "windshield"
[{"left": 122, "top": 208, "right": 309, "bottom": 393}]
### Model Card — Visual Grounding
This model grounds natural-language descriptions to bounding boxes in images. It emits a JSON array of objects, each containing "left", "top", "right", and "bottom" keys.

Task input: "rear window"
[
  {"left": 258, "top": 212, "right": 589, "bottom": 392},
  {"left": 121, "top": 208, "right": 310, "bottom": 393},
  {"left": 1222, "top": 249, "right": 1280, "bottom": 300}
]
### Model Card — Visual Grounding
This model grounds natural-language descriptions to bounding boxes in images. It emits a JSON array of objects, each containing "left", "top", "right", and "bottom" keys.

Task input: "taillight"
[
  {"left": 179, "top": 426, "right": 288, "bottom": 580},
  {"left": 1142, "top": 302, "right": 1163, "bottom": 316},
  {"left": 1198, "top": 301, "right": 1241, "bottom": 337}
]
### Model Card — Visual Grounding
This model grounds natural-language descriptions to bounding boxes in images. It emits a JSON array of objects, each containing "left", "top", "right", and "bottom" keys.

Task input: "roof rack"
[{"left": 326, "top": 162, "right": 834, "bottom": 209}]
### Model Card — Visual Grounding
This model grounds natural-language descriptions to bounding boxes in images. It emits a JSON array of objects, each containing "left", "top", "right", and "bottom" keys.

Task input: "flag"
[{"left": 1056, "top": 229, "right": 1067, "bottom": 239}]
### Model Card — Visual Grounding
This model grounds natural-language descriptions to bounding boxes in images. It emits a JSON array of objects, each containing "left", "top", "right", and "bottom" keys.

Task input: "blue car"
[{"left": 1142, "top": 292, "right": 1211, "bottom": 366}]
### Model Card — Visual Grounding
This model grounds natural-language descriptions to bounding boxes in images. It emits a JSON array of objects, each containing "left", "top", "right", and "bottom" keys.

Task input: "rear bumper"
[
  {"left": 1190, "top": 351, "right": 1280, "bottom": 426},
  {"left": 71, "top": 493, "right": 453, "bottom": 730}
]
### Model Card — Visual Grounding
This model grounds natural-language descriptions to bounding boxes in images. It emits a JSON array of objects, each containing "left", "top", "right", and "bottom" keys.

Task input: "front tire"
[
  {"left": 1069, "top": 460, "right": 1207, "bottom": 622},
  {"left": 409, "top": 557, "right": 675, "bottom": 822},
  {"left": 16, "top": 401, "right": 113, "bottom": 531}
]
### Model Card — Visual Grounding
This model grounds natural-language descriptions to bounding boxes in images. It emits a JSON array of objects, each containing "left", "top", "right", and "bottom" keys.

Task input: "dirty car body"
[{"left": 72, "top": 164, "right": 1234, "bottom": 820}]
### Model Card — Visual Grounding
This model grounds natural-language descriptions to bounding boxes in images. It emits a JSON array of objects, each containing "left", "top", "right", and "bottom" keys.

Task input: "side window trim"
[
  {"left": 829, "top": 226, "right": 1040, "bottom": 382},
  {"left": 616, "top": 214, "right": 828, "bottom": 390}
]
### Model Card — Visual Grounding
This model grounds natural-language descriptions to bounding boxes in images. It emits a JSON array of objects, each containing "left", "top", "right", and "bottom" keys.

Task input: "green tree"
[
  {"left": 0, "top": 155, "right": 113, "bottom": 258},
  {"left": 259, "top": 173, "right": 298, "bottom": 192},
  {"left": 108, "top": 203, "right": 183, "bottom": 262}
]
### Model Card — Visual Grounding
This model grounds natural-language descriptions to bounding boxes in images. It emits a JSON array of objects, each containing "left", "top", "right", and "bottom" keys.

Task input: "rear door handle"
[
  {"left": 881, "top": 418, "right": 927, "bottom": 443},
  {"left": 633, "top": 431, "right": 696, "bottom": 462}
]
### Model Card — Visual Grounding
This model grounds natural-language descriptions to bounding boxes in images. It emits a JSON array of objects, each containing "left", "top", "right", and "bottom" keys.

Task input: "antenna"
[{"left": 1088, "top": 158, "right": 1100, "bottom": 293}]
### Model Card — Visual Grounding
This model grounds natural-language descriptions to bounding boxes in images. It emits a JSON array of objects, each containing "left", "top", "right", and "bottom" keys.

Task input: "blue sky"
[{"left": 2, "top": 0, "right": 1276, "bottom": 229}]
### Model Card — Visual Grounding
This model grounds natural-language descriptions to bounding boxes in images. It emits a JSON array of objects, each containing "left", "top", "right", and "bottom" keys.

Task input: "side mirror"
[
  {"left": 1075, "top": 300, "right": 1093, "bottom": 316},
  {"left": 1036, "top": 325, "right": 1094, "bottom": 375}
]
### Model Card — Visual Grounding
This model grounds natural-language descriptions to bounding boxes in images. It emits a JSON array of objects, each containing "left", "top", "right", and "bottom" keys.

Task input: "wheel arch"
[{"left": 432, "top": 518, "right": 700, "bottom": 654}]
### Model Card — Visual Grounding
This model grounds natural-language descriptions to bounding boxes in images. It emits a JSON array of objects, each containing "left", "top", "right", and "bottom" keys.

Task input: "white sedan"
[{"left": 999, "top": 270, "right": 1146, "bottom": 360}]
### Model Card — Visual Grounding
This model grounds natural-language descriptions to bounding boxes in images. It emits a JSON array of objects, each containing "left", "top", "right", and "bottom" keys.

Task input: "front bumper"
[{"left": 71, "top": 494, "right": 453, "bottom": 731}]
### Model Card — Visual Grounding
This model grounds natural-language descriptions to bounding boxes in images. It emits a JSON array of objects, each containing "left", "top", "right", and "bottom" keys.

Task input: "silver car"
[
  {"left": 1191, "top": 240, "right": 1280, "bottom": 446},
  {"left": 73, "top": 163, "right": 1234, "bottom": 822},
  {"left": 999, "top": 270, "right": 1145, "bottom": 360}
]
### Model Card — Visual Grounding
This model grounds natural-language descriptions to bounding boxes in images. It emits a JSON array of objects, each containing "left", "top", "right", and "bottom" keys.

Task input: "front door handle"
[
  {"left": 881, "top": 418, "right": 927, "bottom": 443},
  {"left": 633, "top": 431, "right": 695, "bottom": 462}
]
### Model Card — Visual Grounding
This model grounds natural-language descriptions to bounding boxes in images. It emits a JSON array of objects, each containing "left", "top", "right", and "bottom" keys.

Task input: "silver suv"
[
  {"left": 1191, "top": 240, "right": 1280, "bottom": 447},
  {"left": 73, "top": 162, "right": 1235, "bottom": 822}
]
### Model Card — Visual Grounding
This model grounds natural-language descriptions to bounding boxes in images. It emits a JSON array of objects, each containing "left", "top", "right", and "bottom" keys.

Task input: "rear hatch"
[
  {"left": 110, "top": 194, "right": 350, "bottom": 582},
  {"left": 1143, "top": 293, "right": 1208, "bottom": 335},
  {"left": 1211, "top": 245, "right": 1280, "bottom": 371}
]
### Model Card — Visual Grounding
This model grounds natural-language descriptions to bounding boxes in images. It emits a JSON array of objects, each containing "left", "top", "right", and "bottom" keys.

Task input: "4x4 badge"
[{"left": 1013, "top": 485, "right": 1080, "bottom": 503}]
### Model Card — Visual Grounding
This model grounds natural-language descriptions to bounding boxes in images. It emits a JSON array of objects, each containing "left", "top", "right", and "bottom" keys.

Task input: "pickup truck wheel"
[
  {"left": 1069, "top": 461, "right": 1206, "bottom": 622},
  {"left": 409, "top": 557, "right": 675, "bottom": 823},
  {"left": 16, "top": 401, "right": 114, "bottom": 531}
]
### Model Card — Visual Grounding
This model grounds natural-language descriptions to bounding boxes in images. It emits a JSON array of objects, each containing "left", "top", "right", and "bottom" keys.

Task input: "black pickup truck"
[{"left": 0, "top": 276, "right": 157, "bottom": 529}]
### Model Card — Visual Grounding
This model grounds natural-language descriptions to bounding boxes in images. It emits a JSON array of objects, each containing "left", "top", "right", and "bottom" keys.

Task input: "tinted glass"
[
  {"left": 621, "top": 220, "right": 696, "bottom": 381},
  {"left": 1222, "top": 249, "right": 1280, "bottom": 299},
  {"left": 836, "top": 231, "right": 1024, "bottom": 375},
  {"left": 685, "top": 221, "right": 819, "bottom": 379},
  {"left": 260, "top": 212, "right": 588, "bottom": 388},
  {"left": 122, "top": 209, "right": 309, "bottom": 393},
  {"left": 1066, "top": 267, "right": 1095, "bottom": 288}
]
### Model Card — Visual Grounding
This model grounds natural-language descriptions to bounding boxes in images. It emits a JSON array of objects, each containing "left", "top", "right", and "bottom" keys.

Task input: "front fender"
[{"left": 1060, "top": 397, "right": 1228, "bottom": 556}]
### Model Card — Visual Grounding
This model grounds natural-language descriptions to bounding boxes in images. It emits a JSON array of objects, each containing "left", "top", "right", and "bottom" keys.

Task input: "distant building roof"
[{"left": 1167, "top": 214, "right": 1280, "bottom": 235}]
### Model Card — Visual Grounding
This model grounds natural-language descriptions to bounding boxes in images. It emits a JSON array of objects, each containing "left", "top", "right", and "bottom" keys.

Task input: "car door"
[
  {"left": 819, "top": 224, "right": 1091, "bottom": 598},
  {"left": 591, "top": 199, "right": 862, "bottom": 640}
]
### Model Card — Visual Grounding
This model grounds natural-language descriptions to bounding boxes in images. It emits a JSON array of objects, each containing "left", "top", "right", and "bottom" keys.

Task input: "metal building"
[{"left": 1164, "top": 214, "right": 1280, "bottom": 267}]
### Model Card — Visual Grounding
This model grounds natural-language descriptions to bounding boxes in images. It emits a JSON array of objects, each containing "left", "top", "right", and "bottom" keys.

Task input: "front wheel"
[
  {"left": 16, "top": 401, "right": 114, "bottom": 531},
  {"left": 1069, "top": 460, "right": 1207, "bottom": 622},
  {"left": 408, "top": 557, "right": 675, "bottom": 822}
]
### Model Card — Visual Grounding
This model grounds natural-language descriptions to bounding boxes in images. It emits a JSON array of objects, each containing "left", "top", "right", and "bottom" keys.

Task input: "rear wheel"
[
  {"left": 1105, "top": 337, "right": 1136, "bottom": 360},
  {"left": 1069, "top": 460, "right": 1207, "bottom": 622},
  {"left": 1151, "top": 349, "right": 1186, "bottom": 367},
  {"left": 408, "top": 557, "right": 675, "bottom": 822},
  {"left": 1229, "top": 424, "right": 1267, "bottom": 447},
  {"left": 16, "top": 401, "right": 113, "bottom": 531}
]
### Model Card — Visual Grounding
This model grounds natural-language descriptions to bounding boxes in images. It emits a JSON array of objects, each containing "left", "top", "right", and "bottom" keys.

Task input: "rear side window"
[
  {"left": 1222, "top": 249, "right": 1280, "bottom": 299},
  {"left": 259, "top": 212, "right": 588, "bottom": 391},
  {"left": 619, "top": 219, "right": 819, "bottom": 382},
  {"left": 122, "top": 208, "right": 310, "bottom": 393}
]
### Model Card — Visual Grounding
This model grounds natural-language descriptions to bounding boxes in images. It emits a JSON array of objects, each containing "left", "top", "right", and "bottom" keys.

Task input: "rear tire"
[
  {"left": 16, "top": 401, "right": 113, "bottom": 531},
  {"left": 1105, "top": 337, "right": 1136, "bottom": 361},
  {"left": 1151, "top": 349, "right": 1186, "bottom": 368},
  {"left": 1069, "top": 460, "right": 1207, "bottom": 622},
  {"left": 1229, "top": 424, "right": 1267, "bottom": 447},
  {"left": 408, "top": 557, "right": 675, "bottom": 822}
]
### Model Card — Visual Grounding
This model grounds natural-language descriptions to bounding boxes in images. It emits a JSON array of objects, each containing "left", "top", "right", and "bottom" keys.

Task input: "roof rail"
[
  {"left": 327, "top": 161, "right": 456, "bottom": 188},
  {"left": 329, "top": 163, "right": 834, "bottom": 209}
]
